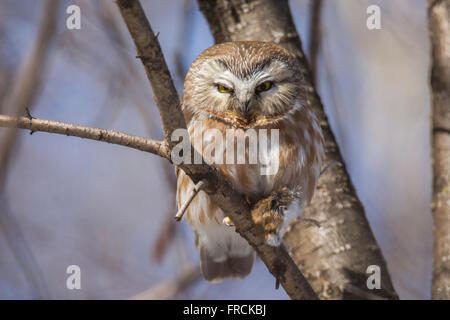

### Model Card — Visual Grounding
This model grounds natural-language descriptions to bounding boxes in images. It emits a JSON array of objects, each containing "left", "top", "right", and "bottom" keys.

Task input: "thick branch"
[
  {"left": 116, "top": 0, "right": 186, "bottom": 149},
  {"left": 428, "top": 0, "right": 450, "bottom": 300},
  {"left": 197, "top": 0, "right": 398, "bottom": 299},
  {"left": 0, "top": 115, "right": 169, "bottom": 159}
]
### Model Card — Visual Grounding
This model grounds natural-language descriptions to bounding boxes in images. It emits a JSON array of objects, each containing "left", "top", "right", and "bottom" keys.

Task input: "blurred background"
[{"left": 0, "top": 0, "right": 432, "bottom": 299}]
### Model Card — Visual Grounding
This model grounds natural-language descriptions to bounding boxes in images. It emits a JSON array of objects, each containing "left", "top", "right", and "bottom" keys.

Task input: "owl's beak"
[{"left": 242, "top": 101, "right": 250, "bottom": 119}]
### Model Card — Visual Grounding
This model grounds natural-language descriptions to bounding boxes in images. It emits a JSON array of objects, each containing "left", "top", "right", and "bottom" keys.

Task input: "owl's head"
[{"left": 182, "top": 41, "right": 303, "bottom": 125}]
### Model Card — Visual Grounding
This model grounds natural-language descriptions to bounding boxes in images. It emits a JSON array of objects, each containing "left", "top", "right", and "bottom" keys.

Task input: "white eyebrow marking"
[{"left": 214, "top": 70, "right": 244, "bottom": 90}]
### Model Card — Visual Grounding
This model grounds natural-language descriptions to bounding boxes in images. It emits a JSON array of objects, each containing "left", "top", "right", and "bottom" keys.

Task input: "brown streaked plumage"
[{"left": 177, "top": 41, "right": 324, "bottom": 282}]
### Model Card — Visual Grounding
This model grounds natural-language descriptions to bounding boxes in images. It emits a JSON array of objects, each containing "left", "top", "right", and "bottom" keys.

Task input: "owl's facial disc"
[{"left": 209, "top": 59, "right": 297, "bottom": 120}]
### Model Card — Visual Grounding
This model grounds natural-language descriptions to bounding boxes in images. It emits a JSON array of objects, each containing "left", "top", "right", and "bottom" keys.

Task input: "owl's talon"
[
  {"left": 270, "top": 198, "right": 285, "bottom": 217},
  {"left": 223, "top": 216, "right": 234, "bottom": 227},
  {"left": 276, "top": 207, "right": 283, "bottom": 216},
  {"left": 275, "top": 277, "right": 280, "bottom": 290}
]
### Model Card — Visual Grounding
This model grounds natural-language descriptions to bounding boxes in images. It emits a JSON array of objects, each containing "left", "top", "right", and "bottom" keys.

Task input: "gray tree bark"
[
  {"left": 197, "top": 0, "right": 398, "bottom": 299},
  {"left": 428, "top": 0, "right": 450, "bottom": 300}
]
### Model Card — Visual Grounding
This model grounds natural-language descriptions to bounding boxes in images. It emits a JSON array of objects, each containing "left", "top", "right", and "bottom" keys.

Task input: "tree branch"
[
  {"left": 428, "top": 0, "right": 450, "bottom": 300},
  {"left": 130, "top": 265, "right": 201, "bottom": 300},
  {"left": 0, "top": 115, "right": 170, "bottom": 159},
  {"left": 116, "top": 0, "right": 186, "bottom": 149},
  {"left": 175, "top": 179, "right": 206, "bottom": 221},
  {"left": 197, "top": 0, "right": 398, "bottom": 299}
]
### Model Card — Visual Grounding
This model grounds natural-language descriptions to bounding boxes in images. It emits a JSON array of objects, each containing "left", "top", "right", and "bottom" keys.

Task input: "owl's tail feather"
[{"left": 200, "top": 246, "right": 255, "bottom": 282}]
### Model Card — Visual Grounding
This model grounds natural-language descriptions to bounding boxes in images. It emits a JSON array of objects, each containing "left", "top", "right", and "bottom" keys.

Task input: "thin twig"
[
  {"left": 0, "top": 115, "right": 170, "bottom": 159},
  {"left": 175, "top": 180, "right": 206, "bottom": 221},
  {"left": 130, "top": 265, "right": 201, "bottom": 300}
]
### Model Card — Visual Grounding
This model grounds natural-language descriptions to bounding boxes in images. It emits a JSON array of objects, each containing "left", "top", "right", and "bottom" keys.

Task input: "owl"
[{"left": 177, "top": 41, "right": 324, "bottom": 282}]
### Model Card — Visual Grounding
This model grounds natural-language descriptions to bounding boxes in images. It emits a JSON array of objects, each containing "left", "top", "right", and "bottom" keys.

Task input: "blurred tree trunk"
[
  {"left": 428, "top": 0, "right": 450, "bottom": 300},
  {"left": 197, "top": 0, "right": 398, "bottom": 299},
  {"left": 308, "top": 0, "right": 322, "bottom": 86},
  {"left": 0, "top": 0, "right": 60, "bottom": 299}
]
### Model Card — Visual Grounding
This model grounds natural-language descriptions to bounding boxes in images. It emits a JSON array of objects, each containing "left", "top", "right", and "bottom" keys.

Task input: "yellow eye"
[
  {"left": 256, "top": 81, "right": 273, "bottom": 93},
  {"left": 218, "top": 84, "right": 233, "bottom": 93}
]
